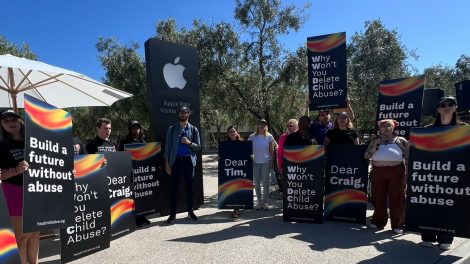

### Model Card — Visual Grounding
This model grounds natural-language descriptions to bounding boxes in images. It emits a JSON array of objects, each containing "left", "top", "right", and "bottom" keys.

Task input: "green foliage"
[
  {"left": 347, "top": 20, "right": 418, "bottom": 134},
  {"left": 0, "top": 35, "right": 37, "bottom": 59}
]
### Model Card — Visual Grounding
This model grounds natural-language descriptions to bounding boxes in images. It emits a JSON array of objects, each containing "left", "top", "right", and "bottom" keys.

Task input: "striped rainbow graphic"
[
  {"left": 218, "top": 178, "right": 253, "bottom": 207},
  {"left": 307, "top": 32, "right": 346, "bottom": 52},
  {"left": 124, "top": 143, "right": 161, "bottom": 161},
  {"left": 410, "top": 126, "right": 470, "bottom": 152},
  {"left": 0, "top": 229, "right": 18, "bottom": 260},
  {"left": 111, "top": 199, "right": 134, "bottom": 227},
  {"left": 24, "top": 95, "right": 72, "bottom": 131},
  {"left": 324, "top": 189, "right": 367, "bottom": 215},
  {"left": 74, "top": 155, "right": 106, "bottom": 178},
  {"left": 283, "top": 145, "right": 324, "bottom": 163},
  {"left": 378, "top": 76, "right": 425, "bottom": 97}
]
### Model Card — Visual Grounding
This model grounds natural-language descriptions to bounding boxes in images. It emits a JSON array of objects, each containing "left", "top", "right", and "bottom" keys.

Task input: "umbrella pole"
[{"left": 11, "top": 92, "right": 18, "bottom": 112}]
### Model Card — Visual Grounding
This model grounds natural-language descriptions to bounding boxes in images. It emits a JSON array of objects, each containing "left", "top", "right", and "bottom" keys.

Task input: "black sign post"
[
  {"left": 218, "top": 141, "right": 253, "bottom": 209},
  {"left": 283, "top": 145, "right": 325, "bottom": 223},
  {"left": 406, "top": 127, "right": 470, "bottom": 238},
  {"left": 145, "top": 38, "right": 203, "bottom": 215},
  {"left": 23, "top": 94, "right": 74, "bottom": 232}
]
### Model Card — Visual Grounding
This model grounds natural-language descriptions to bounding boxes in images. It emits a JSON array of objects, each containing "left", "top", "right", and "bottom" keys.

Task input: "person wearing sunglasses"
[
  {"left": 324, "top": 112, "right": 359, "bottom": 146},
  {"left": 225, "top": 125, "right": 244, "bottom": 217},
  {"left": 420, "top": 96, "right": 468, "bottom": 250}
]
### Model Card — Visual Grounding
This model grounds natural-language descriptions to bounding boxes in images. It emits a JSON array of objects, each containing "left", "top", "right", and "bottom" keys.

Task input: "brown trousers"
[{"left": 370, "top": 164, "right": 406, "bottom": 229}]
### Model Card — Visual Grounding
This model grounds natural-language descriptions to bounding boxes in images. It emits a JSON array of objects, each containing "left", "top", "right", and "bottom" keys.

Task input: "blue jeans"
[
  {"left": 170, "top": 156, "right": 194, "bottom": 215},
  {"left": 253, "top": 163, "right": 269, "bottom": 203}
]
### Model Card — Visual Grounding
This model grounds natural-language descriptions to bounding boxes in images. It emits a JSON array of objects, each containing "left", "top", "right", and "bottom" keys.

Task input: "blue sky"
[{"left": 3, "top": 0, "right": 469, "bottom": 81}]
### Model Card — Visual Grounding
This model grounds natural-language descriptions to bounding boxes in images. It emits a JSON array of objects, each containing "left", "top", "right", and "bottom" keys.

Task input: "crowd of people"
[{"left": 0, "top": 96, "right": 468, "bottom": 263}]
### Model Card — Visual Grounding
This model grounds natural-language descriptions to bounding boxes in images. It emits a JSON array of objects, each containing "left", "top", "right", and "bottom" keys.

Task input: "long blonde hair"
[{"left": 253, "top": 124, "right": 269, "bottom": 136}]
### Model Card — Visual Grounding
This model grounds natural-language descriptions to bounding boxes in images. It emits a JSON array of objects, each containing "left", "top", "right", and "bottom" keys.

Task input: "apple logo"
[{"left": 163, "top": 57, "right": 187, "bottom": 89}]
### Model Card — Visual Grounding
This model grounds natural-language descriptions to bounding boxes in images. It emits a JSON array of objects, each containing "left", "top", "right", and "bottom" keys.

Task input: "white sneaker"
[
  {"left": 393, "top": 228, "right": 404, "bottom": 234},
  {"left": 263, "top": 202, "right": 269, "bottom": 210},
  {"left": 255, "top": 203, "right": 262, "bottom": 210},
  {"left": 420, "top": 241, "right": 433, "bottom": 248},
  {"left": 439, "top": 243, "right": 452, "bottom": 250}
]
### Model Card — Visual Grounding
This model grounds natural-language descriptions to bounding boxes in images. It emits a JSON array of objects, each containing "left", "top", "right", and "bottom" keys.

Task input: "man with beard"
[
  {"left": 85, "top": 118, "right": 117, "bottom": 154},
  {"left": 164, "top": 106, "right": 201, "bottom": 224}
]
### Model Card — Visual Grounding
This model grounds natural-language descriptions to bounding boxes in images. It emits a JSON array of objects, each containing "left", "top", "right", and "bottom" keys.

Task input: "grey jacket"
[{"left": 164, "top": 123, "right": 201, "bottom": 167}]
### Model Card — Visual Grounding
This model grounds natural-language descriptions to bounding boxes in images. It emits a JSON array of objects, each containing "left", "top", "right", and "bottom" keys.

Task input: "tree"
[
  {"left": 347, "top": 20, "right": 418, "bottom": 134},
  {"left": 424, "top": 64, "right": 455, "bottom": 95},
  {"left": 455, "top": 54, "right": 470, "bottom": 82},
  {"left": 0, "top": 35, "right": 36, "bottom": 59},
  {"left": 71, "top": 38, "right": 148, "bottom": 142}
]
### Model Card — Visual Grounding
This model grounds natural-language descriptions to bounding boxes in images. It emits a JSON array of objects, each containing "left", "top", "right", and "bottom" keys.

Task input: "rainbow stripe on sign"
[
  {"left": 307, "top": 33, "right": 346, "bottom": 53},
  {"left": 410, "top": 126, "right": 470, "bottom": 152},
  {"left": 0, "top": 229, "right": 18, "bottom": 260},
  {"left": 111, "top": 199, "right": 134, "bottom": 227},
  {"left": 218, "top": 179, "right": 253, "bottom": 207},
  {"left": 74, "top": 155, "right": 106, "bottom": 178},
  {"left": 324, "top": 189, "right": 367, "bottom": 215},
  {"left": 378, "top": 76, "right": 425, "bottom": 97},
  {"left": 283, "top": 146, "right": 324, "bottom": 163},
  {"left": 124, "top": 143, "right": 161, "bottom": 161},
  {"left": 24, "top": 96, "right": 72, "bottom": 131}
]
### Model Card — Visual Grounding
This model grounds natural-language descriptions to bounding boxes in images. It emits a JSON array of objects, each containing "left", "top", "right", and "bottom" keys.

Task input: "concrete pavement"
[{"left": 39, "top": 154, "right": 470, "bottom": 264}]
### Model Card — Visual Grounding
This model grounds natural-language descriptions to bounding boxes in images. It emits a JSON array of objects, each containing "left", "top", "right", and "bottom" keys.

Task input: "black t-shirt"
[
  {"left": 326, "top": 128, "right": 358, "bottom": 145},
  {"left": 0, "top": 138, "right": 25, "bottom": 185},
  {"left": 284, "top": 131, "right": 317, "bottom": 146},
  {"left": 85, "top": 136, "right": 117, "bottom": 154},
  {"left": 73, "top": 137, "right": 87, "bottom": 155}
]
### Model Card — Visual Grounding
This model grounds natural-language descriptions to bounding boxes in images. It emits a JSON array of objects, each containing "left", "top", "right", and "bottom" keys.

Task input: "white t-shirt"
[{"left": 248, "top": 133, "right": 274, "bottom": 164}]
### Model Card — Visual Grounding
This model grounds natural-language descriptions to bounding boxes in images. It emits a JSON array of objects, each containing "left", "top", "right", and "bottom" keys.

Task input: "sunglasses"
[{"left": 439, "top": 102, "right": 456, "bottom": 108}]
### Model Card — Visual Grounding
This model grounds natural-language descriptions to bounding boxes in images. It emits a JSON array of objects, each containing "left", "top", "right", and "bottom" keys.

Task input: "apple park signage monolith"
[{"left": 144, "top": 38, "right": 204, "bottom": 215}]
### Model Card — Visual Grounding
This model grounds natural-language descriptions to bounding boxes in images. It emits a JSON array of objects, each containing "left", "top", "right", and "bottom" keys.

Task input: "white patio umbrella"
[{"left": 0, "top": 54, "right": 132, "bottom": 111}]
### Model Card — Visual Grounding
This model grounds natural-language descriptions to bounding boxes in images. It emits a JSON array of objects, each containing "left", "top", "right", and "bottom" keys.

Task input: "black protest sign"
[
  {"left": 0, "top": 187, "right": 21, "bottom": 264},
  {"left": 376, "top": 76, "right": 425, "bottom": 139},
  {"left": 105, "top": 152, "right": 136, "bottom": 239},
  {"left": 324, "top": 145, "right": 368, "bottom": 224},
  {"left": 218, "top": 141, "right": 253, "bottom": 209},
  {"left": 307, "top": 32, "right": 347, "bottom": 111},
  {"left": 60, "top": 155, "right": 111, "bottom": 263},
  {"left": 124, "top": 143, "right": 162, "bottom": 216},
  {"left": 283, "top": 145, "right": 325, "bottom": 223},
  {"left": 406, "top": 127, "right": 470, "bottom": 238},
  {"left": 23, "top": 94, "right": 74, "bottom": 232}
]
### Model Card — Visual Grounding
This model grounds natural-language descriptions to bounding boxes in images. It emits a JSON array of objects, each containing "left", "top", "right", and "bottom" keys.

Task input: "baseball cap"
[
  {"left": 0, "top": 109, "right": 20, "bottom": 120},
  {"left": 128, "top": 120, "right": 141, "bottom": 129},
  {"left": 179, "top": 106, "right": 192, "bottom": 113},
  {"left": 438, "top": 96, "right": 457, "bottom": 106},
  {"left": 258, "top": 119, "right": 267, "bottom": 124}
]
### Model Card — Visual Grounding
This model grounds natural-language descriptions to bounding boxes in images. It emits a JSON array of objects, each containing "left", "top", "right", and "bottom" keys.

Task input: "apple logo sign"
[{"left": 163, "top": 57, "right": 187, "bottom": 89}]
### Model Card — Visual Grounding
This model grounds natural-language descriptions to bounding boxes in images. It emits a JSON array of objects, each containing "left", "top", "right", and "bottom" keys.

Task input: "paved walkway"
[{"left": 39, "top": 155, "right": 470, "bottom": 264}]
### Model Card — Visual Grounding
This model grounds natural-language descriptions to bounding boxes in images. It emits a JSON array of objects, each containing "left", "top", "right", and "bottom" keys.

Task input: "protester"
[
  {"left": 284, "top": 116, "right": 317, "bottom": 146},
  {"left": 118, "top": 120, "right": 151, "bottom": 227},
  {"left": 73, "top": 136, "right": 87, "bottom": 155},
  {"left": 276, "top": 119, "right": 298, "bottom": 186},
  {"left": 164, "top": 106, "right": 201, "bottom": 224},
  {"left": 248, "top": 119, "right": 275, "bottom": 210},
  {"left": 118, "top": 120, "right": 145, "bottom": 151},
  {"left": 85, "top": 118, "right": 117, "bottom": 154},
  {"left": 225, "top": 125, "right": 244, "bottom": 218},
  {"left": 324, "top": 112, "right": 359, "bottom": 146},
  {"left": 306, "top": 98, "right": 354, "bottom": 144},
  {"left": 364, "top": 119, "right": 408, "bottom": 234},
  {"left": 420, "top": 96, "right": 469, "bottom": 250},
  {"left": 0, "top": 109, "right": 39, "bottom": 264}
]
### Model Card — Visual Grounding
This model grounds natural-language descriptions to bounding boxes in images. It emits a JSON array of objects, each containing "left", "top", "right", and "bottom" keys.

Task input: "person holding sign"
[
  {"left": 420, "top": 96, "right": 468, "bottom": 250},
  {"left": 248, "top": 119, "right": 275, "bottom": 210},
  {"left": 0, "top": 109, "right": 40, "bottom": 264},
  {"left": 226, "top": 125, "right": 244, "bottom": 218},
  {"left": 85, "top": 118, "right": 118, "bottom": 154},
  {"left": 285, "top": 116, "right": 317, "bottom": 146},
  {"left": 324, "top": 112, "right": 359, "bottom": 146},
  {"left": 364, "top": 119, "right": 408, "bottom": 234},
  {"left": 165, "top": 106, "right": 201, "bottom": 224},
  {"left": 277, "top": 119, "right": 298, "bottom": 189}
]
